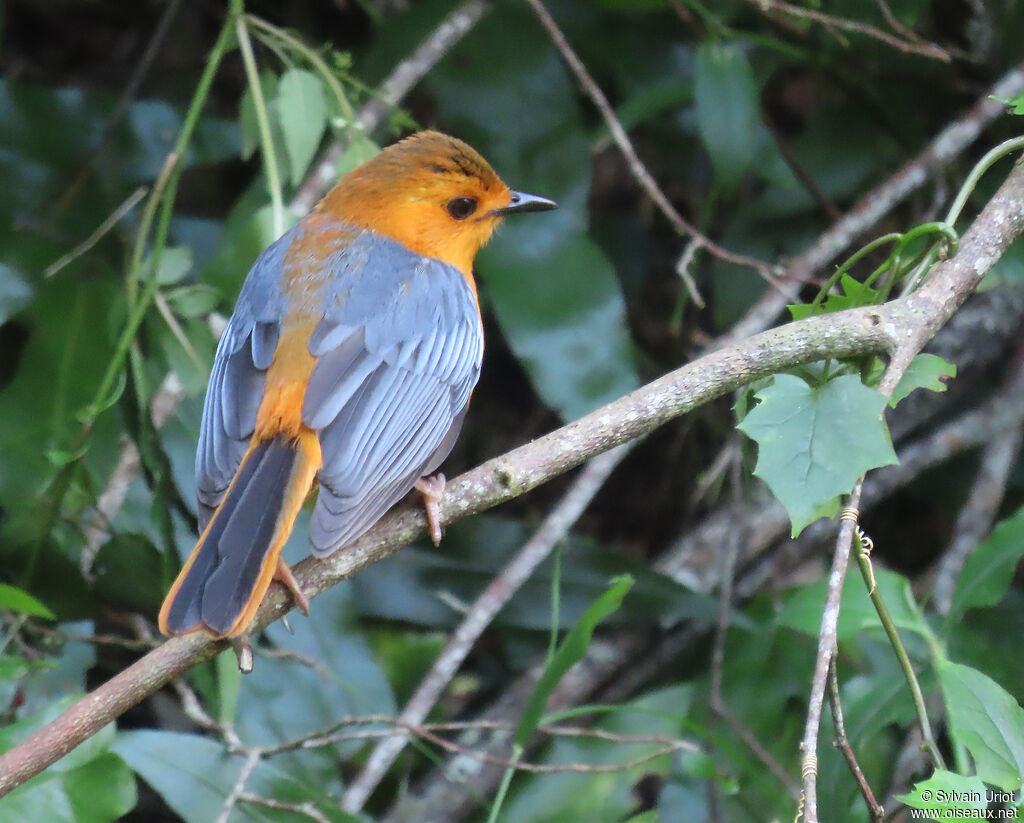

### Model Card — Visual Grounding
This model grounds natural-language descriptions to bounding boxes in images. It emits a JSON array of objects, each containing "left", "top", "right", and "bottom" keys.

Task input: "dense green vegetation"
[{"left": 1, "top": 0, "right": 1023, "bottom": 820}]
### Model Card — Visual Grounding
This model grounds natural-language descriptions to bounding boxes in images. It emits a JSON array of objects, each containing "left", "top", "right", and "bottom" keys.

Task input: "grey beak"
[{"left": 490, "top": 190, "right": 558, "bottom": 216}]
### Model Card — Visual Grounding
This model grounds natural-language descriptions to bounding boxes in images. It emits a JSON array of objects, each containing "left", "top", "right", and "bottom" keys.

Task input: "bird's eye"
[{"left": 446, "top": 196, "right": 478, "bottom": 220}]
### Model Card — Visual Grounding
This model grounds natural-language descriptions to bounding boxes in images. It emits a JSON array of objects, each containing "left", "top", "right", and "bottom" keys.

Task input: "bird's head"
[{"left": 319, "top": 131, "right": 557, "bottom": 277}]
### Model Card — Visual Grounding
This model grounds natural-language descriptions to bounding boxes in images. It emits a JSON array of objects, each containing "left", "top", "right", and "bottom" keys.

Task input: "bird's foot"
[
  {"left": 414, "top": 473, "right": 446, "bottom": 546},
  {"left": 275, "top": 558, "right": 310, "bottom": 616}
]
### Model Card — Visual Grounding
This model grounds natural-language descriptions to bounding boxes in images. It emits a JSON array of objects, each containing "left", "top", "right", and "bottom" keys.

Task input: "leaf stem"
[
  {"left": 852, "top": 531, "right": 946, "bottom": 770},
  {"left": 235, "top": 11, "right": 285, "bottom": 236},
  {"left": 244, "top": 15, "right": 356, "bottom": 127},
  {"left": 945, "top": 135, "right": 1024, "bottom": 227}
]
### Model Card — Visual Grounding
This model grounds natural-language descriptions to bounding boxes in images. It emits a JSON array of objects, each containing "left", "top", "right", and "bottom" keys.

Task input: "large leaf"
[
  {"left": 694, "top": 42, "right": 761, "bottom": 191},
  {"left": 897, "top": 769, "right": 988, "bottom": 820},
  {"left": 737, "top": 374, "right": 898, "bottom": 535},
  {"left": 939, "top": 660, "right": 1024, "bottom": 791},
  {"left": 779, "top": 566, "right": 929, "bottom": 642},
  {"left": 0, "top": 697, "right": 136, "bottom": 823},
  {"left": 113, "top": 730, "right": 358, "bottom": 823},
  {"left": 947, "top": 506, "right": 1024, "bottom": 622},
  {"left": 276, "top": 69, "right": 328, "bottom": 185},
  {"left": 515, "top": 575, "right": 633, "bottom": 748}
]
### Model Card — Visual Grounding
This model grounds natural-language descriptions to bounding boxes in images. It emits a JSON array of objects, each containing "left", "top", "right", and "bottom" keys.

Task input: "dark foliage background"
[{"left": 0, "top": 0, "right": 1022, "bottom": 821}]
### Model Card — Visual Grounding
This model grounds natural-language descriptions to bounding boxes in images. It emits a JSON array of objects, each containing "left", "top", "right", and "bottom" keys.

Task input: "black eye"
[{"left": 446, "top": 196, "right": 478, "bottom": 220}]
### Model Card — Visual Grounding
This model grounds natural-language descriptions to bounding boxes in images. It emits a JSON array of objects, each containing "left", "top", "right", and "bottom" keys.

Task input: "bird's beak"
[{"left": 489, "top": 190, "right": 558, "bottom": 217}]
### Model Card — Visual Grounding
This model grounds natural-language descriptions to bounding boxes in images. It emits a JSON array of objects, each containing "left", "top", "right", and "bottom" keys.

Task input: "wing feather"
[{"left": 302, "top": 231, "right": 482, "bottom": 556}]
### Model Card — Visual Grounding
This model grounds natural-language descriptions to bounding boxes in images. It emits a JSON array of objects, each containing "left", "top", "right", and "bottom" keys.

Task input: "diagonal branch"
[{"left": 1, "top": 156, "right": 1022, "bottom": 800}]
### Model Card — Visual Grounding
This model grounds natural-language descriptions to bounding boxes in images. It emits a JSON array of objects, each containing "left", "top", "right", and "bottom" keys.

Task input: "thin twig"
[
  {"left": 708, "top": 454, "right": 800, "bottom": 798},
  {"left": 522, "top": 0, "right": 773, "bottom": 289},
  {"left": 237, "top": 794, "right": 331, "bottom": 823},
  {"left": 214, "top": 749, "right": 260, "bottom": 823},
  {"left": 718, "top": 60, "right": 1024, "bottom": 350},
  {"left": 827, "top": 659, "right": 885, "bottom": 822},
  {"left": 45, "top": 187, "right": 149, "bottom": 278},
  {"left": 932, "top": 338, "right": 1024, "bottom": 613},
  {"left": 797, "top": 482, "right": 863, "bottom": 823},
  {"left": 44, "top": 0, "right": 184, "bottom": 226},
  {"left": 291, "top": 0, "right": 493, "bottom": 215},
  {"left": 749, "top": 0, "right": 954, "bottom": 61},
  {"left": 341, "top": 443, "right": 633, "bottom": 813}
]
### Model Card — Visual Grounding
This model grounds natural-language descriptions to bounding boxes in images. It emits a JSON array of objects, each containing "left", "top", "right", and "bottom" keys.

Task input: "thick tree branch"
[{"left": 1, "top": 156, "right": 1022, "bottom": 800}]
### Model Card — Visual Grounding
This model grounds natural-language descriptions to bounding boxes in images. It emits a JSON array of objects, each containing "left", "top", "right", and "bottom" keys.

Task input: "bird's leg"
[
  {"left": 275, "top": 558, "right": 309, "bottom": 616},
  {"left": 414, "top": 473, "right": 446, "bottom": 546}
]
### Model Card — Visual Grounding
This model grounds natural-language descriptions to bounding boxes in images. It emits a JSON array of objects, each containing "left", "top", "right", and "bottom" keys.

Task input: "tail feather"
[{"left": 159, "top": 432, "right": 321, "bottom": 638}]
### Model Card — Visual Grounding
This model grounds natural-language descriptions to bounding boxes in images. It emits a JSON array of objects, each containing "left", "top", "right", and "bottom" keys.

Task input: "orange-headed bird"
[{"left": 158, "top": 132, "right": 556, "bottom": 639}]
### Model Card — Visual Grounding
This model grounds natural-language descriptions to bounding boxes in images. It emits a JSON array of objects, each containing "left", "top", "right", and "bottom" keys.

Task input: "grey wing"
[
  {"left": 301, "top": 236, "right": 483, "bottom": 557},
  {"left": 193, "top": 228, "right": 292, "bottom": 528}
]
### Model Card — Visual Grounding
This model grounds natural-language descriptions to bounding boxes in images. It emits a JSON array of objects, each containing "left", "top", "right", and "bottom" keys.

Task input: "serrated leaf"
[
  {"left": 515, "top": 575, "right": 633, "bottom": 748},
  {"left": 0, "top": 583, "right": 55, "bottom": 619},
  {"left": 694, "top": 42, "right": 760, "bottom": 191},
  {"left": 939, "top": 660, "right": 1024, "bottom": 791},
  {"left": 889, "top": 353, "right": 957, "bottom": 407},
  {"left": 789, "top": 274, "right": 882, "bottom": 320},
  {"left": 737, "top": 374, "right": 898, "bottom": 535},
  {"left": 948, "top": 506, "right": 1024, "bottom": 622},
  {"left": 277, "top": 69, "right": 327, "bottom": 185},
  {"left": 896, "top": 769, "right": 988, "bottom": 817}
]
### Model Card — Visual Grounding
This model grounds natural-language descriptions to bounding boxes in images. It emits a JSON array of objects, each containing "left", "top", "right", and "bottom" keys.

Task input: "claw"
[
  {"left": 231, "top": 635, "right": 254, "bottom": 674},
  {"left": 414, "top": 473, "right": 446, "bottom": 546},
  {"left": 275, "top": 558, "right": 309, "bottom": 616}
]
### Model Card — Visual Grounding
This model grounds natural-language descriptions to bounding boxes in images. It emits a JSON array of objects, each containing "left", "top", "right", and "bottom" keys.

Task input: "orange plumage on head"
[{"left": 319, "top": 132, "right": 519, "bottom": 280}]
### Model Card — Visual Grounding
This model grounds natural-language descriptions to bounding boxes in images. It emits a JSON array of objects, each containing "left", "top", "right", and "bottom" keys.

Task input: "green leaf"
[
  {"left": 334, "top": 134, "right": 379, "bottom": 178},
  {"left": 515, "top": 575, "right": 633, "bottom": 748},
  {"left": 896, "top": 770, "right": 988, "bottom": 818},
  {"left": 165, "top": 284, "right": 221, "bottom": 318},
  {"left": 143, "top": 245, "right": 193, "bottom": 285},
  {"left": 789, "top": 274, "right": 882, "bottom": 320},
  {"left": 939, "top": 660, "right": 1024, "bottom": 791},
  {"left": 737, "top": 374, "right": 898, "bottom": 536},
  {"left": 694, "top": 42, "right": 760, "bottom": 191},
  {"left": 0, "top": 697, "right": 135, "bottom": 823},
  {"left": 993, "top": 91, "right": 1024, "bottom": 115},
  {"left": 948, "top": 506, "right": 1024, "bottom": 622},
  {"left": 0, "top": 752, "right": 136, "bottom": 823},
  {"left": 888, "top": 353, "right": 957, "bottom": 407},
  {"left": 277, "top": 69, "right": 328, "bottom": 186},
  {"left": 0, "top": 582, "right": 55, "bottom": 619},
  {"left": 779, "top": 566, "right": 928, "bottom": 642},
  {"left": 114, "top": 730, "right": 359, "bottom": 823},
  {"left": 239, "top": 71, "right": 279, "bottom": 161}
]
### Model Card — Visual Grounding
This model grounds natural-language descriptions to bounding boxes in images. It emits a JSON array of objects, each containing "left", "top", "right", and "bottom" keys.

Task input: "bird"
[{"left": 157, "top": 131, "right": 557, "bottom": 641}]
